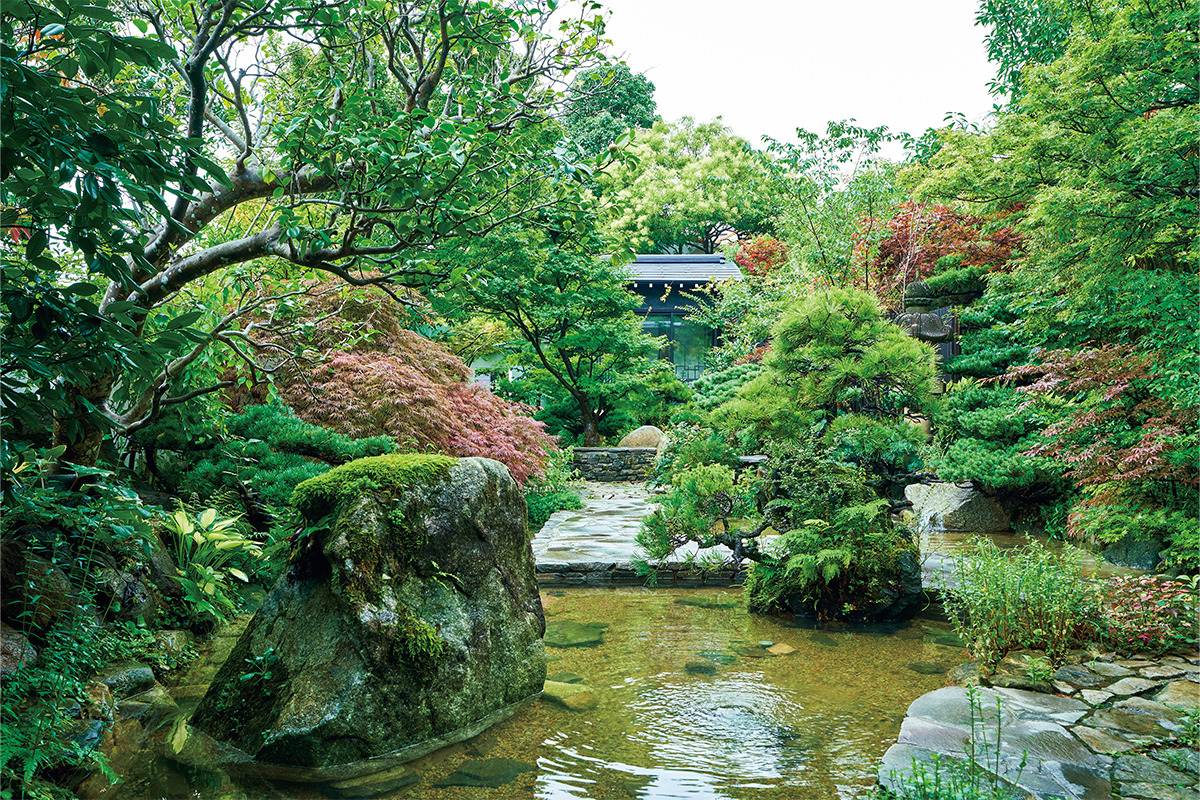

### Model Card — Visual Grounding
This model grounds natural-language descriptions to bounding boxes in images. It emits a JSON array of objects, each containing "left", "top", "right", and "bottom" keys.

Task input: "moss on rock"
[{"left": 291, "top": 454, "right": 458, "bottom": 519}]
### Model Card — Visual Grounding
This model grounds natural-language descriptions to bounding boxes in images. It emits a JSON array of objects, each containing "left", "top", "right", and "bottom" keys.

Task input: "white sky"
[{"left": 596, "top": 0, "right": 1002, "bottom": 155}]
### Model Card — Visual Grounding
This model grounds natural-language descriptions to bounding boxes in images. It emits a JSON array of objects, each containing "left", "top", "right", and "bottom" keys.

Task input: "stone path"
[
  {"left": 531, "top": 482, "right": 744, "bottom": 587},
  {"left": 878, "top": 652, "right": 1200, "bottom": 800}
]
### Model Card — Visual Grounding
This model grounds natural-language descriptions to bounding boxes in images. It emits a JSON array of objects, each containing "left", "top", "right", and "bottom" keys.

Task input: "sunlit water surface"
[{"left": 120, "top": 588, "right": 963, "bottom": 799}]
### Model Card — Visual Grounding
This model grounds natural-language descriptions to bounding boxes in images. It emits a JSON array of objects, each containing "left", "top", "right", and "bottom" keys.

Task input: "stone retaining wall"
[
  {"left": 572, "top": 447, "right": 656, "bottom": 482},
  {"left": 536, "top": 561, "right": 745, "bottom": 587}
]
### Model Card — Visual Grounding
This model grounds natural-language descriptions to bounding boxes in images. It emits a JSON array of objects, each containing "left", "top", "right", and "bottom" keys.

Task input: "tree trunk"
[
  {"left": 580, "top": 404, "right": 601, "bottom": 447},
  {"left": 53, "top": 375, "right": 116, "bottom": 468}
]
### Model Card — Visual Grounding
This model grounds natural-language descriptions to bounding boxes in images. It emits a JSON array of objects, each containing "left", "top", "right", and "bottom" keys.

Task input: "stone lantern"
[{"left": 894, "top": 281, "right": 952, "bottom": 343}]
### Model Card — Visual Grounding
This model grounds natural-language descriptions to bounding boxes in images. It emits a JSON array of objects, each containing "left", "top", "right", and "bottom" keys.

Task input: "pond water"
[{"left": 117, "top": 587, "right": 965, "bottom": 800}]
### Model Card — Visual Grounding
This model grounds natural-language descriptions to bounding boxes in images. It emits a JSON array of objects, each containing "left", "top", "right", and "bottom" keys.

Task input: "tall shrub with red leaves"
[
  {"left": 259, "top": 284, "right": 556, "bottom": 484},
  {"left": 854, "top": 203, "right": 1022, "bottom": 305},
  {"left": 733, "top": 235, "right": 789, "bottom": 277}
]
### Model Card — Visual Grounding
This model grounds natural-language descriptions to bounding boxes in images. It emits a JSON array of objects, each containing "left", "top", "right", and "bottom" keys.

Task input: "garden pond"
[{"left": 108, "top": 587, "right": 972, "bottom": 800}]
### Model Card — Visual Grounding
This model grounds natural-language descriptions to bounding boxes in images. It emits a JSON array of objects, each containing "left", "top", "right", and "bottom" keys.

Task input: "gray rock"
[
  {"left": 188, "top": 457, "right": 546, "bottom": 783},
  {"left": 1114, "top": 754, "right": 1193, "bottom": 785},
  {"left": 0, "top": 622, "right": 36, "bottom": 677},
  {"left": 1055, "top": 664, "right": 1105, "bottom": 688},
  {"left": 1072, "top": 725, "right": 1137, "bottom": 754},
  {"left": 96, "top": 661, "right": 157, "bottom": 698},
  {"left": 1156, "top": 680, "right": 1200, "bottom": 711},
  {"left": 96, "top": 569, "right": 161, "bottom": 623},
  {"left": 907, "top": 483, "right": 1010, "bottom": 533},
  {"left": 1090, "top": 661, "right": 1134, "bottom": 678},
  {"left": 0, "top": 541, "right": 72, "bottom": 633},
  {"left": 1118, "top": 783, "right": 1200, "bottom": 800},
  {"left": 908, "top": 661, "right": 948, "bottom": 675},
  {"left": 1101, "top": 534, "right": 1164, "bottom": 570},
  {"left": 1091, "top": 696, "right": 1186, "bottom": 739},
  {"left": 617, "top": 425, "right": 664, "bottom": 449},
  {"left": 324, "top": 765, "right": 420, "bottom": 797},
  {"left": 685, "top": 661, "right": 718, "bottom": 676},
  {"left": 1106, "top": 676, "right": 1158, "bottom": 696},
  {"left": 947, "top": 662, "right": 985, "bottom": 687}
]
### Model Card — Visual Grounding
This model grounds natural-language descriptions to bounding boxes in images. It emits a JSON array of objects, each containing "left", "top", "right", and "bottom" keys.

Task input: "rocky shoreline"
[{"left": 879, "top": 649, "right": 1200, "bottom": 800}]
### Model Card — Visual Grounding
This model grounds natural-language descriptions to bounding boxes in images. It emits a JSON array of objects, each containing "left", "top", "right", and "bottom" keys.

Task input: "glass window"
[
  {"left": 672, "top": 319, "right": 711, "bottom": 382},
  {"left": 641, "top": 313, "right": 673, "bottom": 361}
]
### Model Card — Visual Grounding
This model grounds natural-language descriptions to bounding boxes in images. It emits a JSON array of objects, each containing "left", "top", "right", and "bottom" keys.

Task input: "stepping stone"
[
  {"left": 1155, "top": 680, "right": 1200, "bottom": 712},
  {"left": 1114, "top": 754, "right": 1194, "bottom": 785},
  {"left": 767, "top": 643, "right": 795, "bottom": 656},
  {"left": 684, "top": 662, "right": 717, "bottom": 676},
  {"left": 809, "top": 633, "right": 840, "bottom": 648},
  {"left": 1119, "top": 783, "right": 1200, "bottom": 800},
  {"left": 697, "top": 649, "right": 737, "bottom": 664},
  {"left": 1091, "top": 696, "right": 1186, "bottom": 739},
  {"left": 1073, "top": 725, "right": 1138, "bottom": 754},
  {"left": 1090, "top": 662, "right": 1133, "bottom": 678},
  {"left": 908, "top": 662, "right": 947, "bottom": 675},
  {"left": 1141, "top": 664, "right": 1186, "bottom": 680},
  {"left": 1106, "top": 677, "right": 1157, "bottom": 696},
  {"left": 1080, "top": 689, "right": 1113, "bottom": 706},
  {"left": 1055, "top": 664, "right": 1105, "bottom": 688}
]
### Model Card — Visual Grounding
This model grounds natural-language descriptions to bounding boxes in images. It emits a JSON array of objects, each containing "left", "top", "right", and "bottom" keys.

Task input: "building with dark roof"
[{"left": 626, "top": 254, "right": 742, "bottom": 381}]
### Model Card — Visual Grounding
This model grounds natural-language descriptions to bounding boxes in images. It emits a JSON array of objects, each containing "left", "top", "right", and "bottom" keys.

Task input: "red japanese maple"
[{"left": 733, "top": 235, "right": 789, "bottom": 277}]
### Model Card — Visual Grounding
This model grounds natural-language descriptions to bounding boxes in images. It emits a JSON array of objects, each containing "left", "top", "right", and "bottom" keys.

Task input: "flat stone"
[
  {"left": 433, "top": 758, "right": 535, "bottom": 788},
  {"left": 767, "top": 643, "right": 795, "bottom": 656},
  {"left": 1090, "top": 662, "right": 1134, "bottom": 678},
  {"left": 546, "top": 671, "right": 582, "bottom": 684},
  {"left": 1053, "top": 680, "right": 1078, "bottom": 695},
  {"left": 326, "top": 765, "right": 420, "bottom": 797},
  {"left": 991, "top": 686, "right": 1090, "bottom": 723},
  {"left": 908, "top": 661, "right": 948, "bottom": 675},
  {"left": 1080, "top": 689, "right": 1113, "bottom": 706},
  {"left": 896, "top": 715, "right": 970, "bottom": 753},
  {"left": 907, "top": 687, "right": 1014, "bottom": 729},
  {"left": 544, "top": 620, "right": 606, "bottom": 648},
  {"left": 996, "top": 719, "right": 1103, "bottom": 767},
  {"left": 1141, "top": 664, "right": 1186, "bottom": 680},
  {"left": 1091, "top": 696, "right": 1186, "bottom": 738},
  {"left": 1072, "top": 725, "right": 1138, "bottom": 754},
  {"left": 684, "top": 662, "right": 717, "bottom": 676},
  {"left": 947, "top": 662, "right": 985, "bottom": 687},
  {"left": 1106, "top": 677, "right": 1158, "bottom": 696},
  {"left": 1156, "top": 680, "right": 1200, "bottom": 712},
  {"left": 1055, "top": 664, "right": 1105, "bottom": 688},
  {"left": 1119, "top": 783, "right": 1200, "bottom": 800},
  {"left": 95, "top": 661, "right": 156, "bottom": 698},
  {"left": 541, "top": 681, "right": 598, "bottom": 711},
  {"left": 1114, "top": 754, "right": 1193, "bottom": 785},
  {"left": 1155, "top": 748, "right": 1200, "bottom": 777}
]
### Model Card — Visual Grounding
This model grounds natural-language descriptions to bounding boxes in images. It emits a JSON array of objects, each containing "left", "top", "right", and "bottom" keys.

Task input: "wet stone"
[
  {"left": 541, "top": 681, "right": 598, "bottom": 711},
  {"left": 685, "top": 662, "right": 718, "bottom": 677},
  {"left": 1106, "top": 677, "right": 1157, "bottom": 697},
  {"left": 546, "top": 671, "right": 582, "bottom": 684},
  {"left": 1141, "top": 664, "right": 1186, "bottom": 680},
  {"left": 907, "top": 662, "right": 948, "bottom": 675},
  {"left": 96, "top": 662, "right": 156, "bottom": 698},
  {"left": 1155, "top": 748, "right": 1200, "bottom": 777},
  {"left": 674, "top": 596, "right": 738, "bottom": 610},
  {"left": 544, "top": 620, "right": 607, "bottom": 648},
  {"left": 325, "top": 766, "right": 420, "bottom": 797},
  {"left": 1073, "top": 725, "right": 1138, "bottom": 754},
  {"left": 1055, "top": 664, "right": 1105, "bottom": 688},
  {"left": 1080, "top": 689, "right": 1113, "bottom": 706},
  {"left": 433, "top": 758, "right": 536, "bottom": 788},
  {"left": 1091, "top": 662, "right": 1134, "bottom": 678},
  {"left": 947, "top": 662, "right": 985, "bottom": 687},
  {"left": 1155, "top": 680, "right": 1200, "bottom": 712},
  {"left": 1091, "top": 696, "right": 1186, "bottom": 739},
  {"left": 1114, "top": 754, "right": 1193, "bottom": 785},
  {"left": 697, "top": 649, "right": 737, "bottom": 664},
  {"left": 809, "top": 633, "right": 840, "bottom": 648},
  {"left": 1119, "top": 783, "right": 1200, "bottom": 800},
  {"left": 767, "top": 643, "right": 796, "bottom": 656}
]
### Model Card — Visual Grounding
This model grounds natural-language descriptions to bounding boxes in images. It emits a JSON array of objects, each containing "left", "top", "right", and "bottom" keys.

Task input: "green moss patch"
[{"left": 291, "top": 454, "right": 458, "bottom": 519}]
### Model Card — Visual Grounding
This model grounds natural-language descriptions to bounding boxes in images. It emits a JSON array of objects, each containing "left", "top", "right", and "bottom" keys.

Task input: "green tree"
[
  {"left": 3, "top": 0, "right": 611, "bottom": 467},
  {"left": 433, "top": 228, "right": 662, "bottom": 446},
  {"left": 597, "top": 117, "right": 776, "bottom": 253},
  {"left": 562, "top": 62, "right": 657, "bottom": 158},
  {"left": 975, "top": 0, "right": 1071, "bottom": 100}
]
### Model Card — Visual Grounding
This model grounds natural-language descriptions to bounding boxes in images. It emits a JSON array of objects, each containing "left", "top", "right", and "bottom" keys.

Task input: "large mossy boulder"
[{"left": 188, "top": 455, "right": 545, "bottom": 782}]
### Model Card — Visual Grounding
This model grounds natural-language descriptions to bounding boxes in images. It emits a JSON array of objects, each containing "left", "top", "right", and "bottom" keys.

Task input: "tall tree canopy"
[
  {"left": 597, "top": 117, "right": 775, "bottom": 253},
  {"left": 562, "top": 62, "right": 656, "bottom": 158},
  {"left": 2, "top": 0, "right": 612, "bottom": 466}
]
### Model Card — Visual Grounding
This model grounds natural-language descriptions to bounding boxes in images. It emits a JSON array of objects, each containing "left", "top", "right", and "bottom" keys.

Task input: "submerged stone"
[
  {"left": 544, "top": 620, "right": 606, "bottom": 648},
  {"left": 685, "top": 661, "right": 718, "bottom": 676},
  {"left": 547, "top": 671, "right": 582, "bottom": 684},
  {"left": 188, "top": 457, "right": 545, "bottom": 784},
  {"left": 908, "top": 661, "right": 947, "bottom": 675},
  {"left": 433, "top": 758, "right": 536, "bottom": 788},
  {"left": 674, "top": 596, "right": 738, "bottom": 610},
  {"left": 542, "top": 680, "right": 598, "bottom": 711},
  {"left": 697, "top": 649, "right": 737, "bottom": 664},
  {"left": 809, "top": 634, "right": 840, "bottom": 648}
]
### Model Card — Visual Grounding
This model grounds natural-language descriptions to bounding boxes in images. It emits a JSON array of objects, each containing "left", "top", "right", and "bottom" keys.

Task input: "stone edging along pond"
[{"left": 879, "top": 650, "right": 1200, "bottom": 800}]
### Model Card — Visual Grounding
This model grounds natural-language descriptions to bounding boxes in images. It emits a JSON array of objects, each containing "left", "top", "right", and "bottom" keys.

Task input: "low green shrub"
[
  {"left": 521, "top": 447, "right": 583, "bottom": 531},
  {"left": 525, "top": 490, "right": 583, "bottom": 531},
  {"left": 940, "top": 538, "right": 1102, "bottom": 664},
  {"left": 651, "top": 420, "right": 736, "bottom": 486},
  {"left": 159, "top": 506, "right": 263, "bottom": 625},
  {"left": 690, "top": 362, "right": 762, "bottom": 412}
]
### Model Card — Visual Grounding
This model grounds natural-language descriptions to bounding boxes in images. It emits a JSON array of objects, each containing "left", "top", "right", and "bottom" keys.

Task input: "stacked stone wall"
[{"left": 572, "top": 447, "right": 656, "bottom": 482}]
